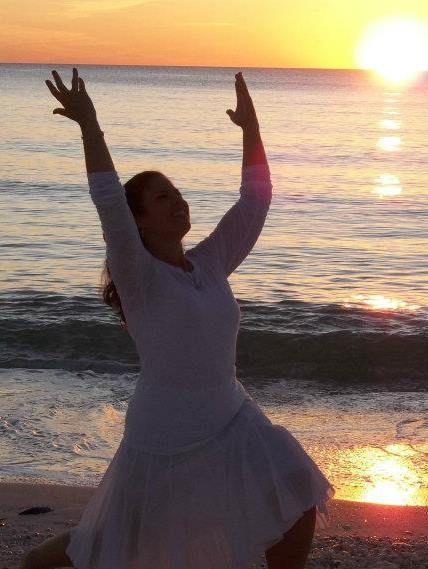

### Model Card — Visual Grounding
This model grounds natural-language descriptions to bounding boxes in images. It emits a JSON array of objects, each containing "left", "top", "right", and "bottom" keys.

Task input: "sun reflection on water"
[
  {"left": 377, "top": 135, "right": 401, "bottom": 151},
  {"left": 344, "top": 294, "right": 420, "bottom": 312},
  {"left": 373, "top": 186, "right": 402, "bottom": 197},
  {"left": 373, "top": 173, "right": 402, "bottom": 197},
  {"left": 335, "top": 445, "right": 425, "bottom": 506},
  {"left": 379, "top": 119, "right": 401, "bottom": 130}
]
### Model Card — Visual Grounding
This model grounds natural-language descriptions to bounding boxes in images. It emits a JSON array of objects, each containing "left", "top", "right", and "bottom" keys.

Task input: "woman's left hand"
[{"left": 226, "top": 72, "right": 259, "bottom": 131}]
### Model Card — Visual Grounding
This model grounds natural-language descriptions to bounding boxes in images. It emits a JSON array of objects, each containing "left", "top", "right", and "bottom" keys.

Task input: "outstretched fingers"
[
  {"left": 235, "top": 73, "right": 246, "bottom": 106},
  {"left": 71, "top": 67, "right": 79, "bottom": 93},
  {"left": 51, "top": 70, "right": 69, "bottom": 94},
  {"left": 45, "top": 79, "right": 63, "bottom": 102},
  {"left": 234, "top": 74, "right": 240, "bottom": 99},
  {"left": 78, "top": 77, "right": 87, "bottom": 93},
  {"left": 239, "top": 73, "right": 257, "bottom": 116},
  {"left": 237, "top": 73, "right": 253, "bottom": 105},
  {"left": 45, "top": 67, "right": 97, "bottom": 125}
]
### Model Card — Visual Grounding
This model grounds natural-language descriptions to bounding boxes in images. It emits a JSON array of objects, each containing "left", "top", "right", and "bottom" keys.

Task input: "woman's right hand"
[{"left": 45, "top": 68, "right": 97, "bottom": 126}]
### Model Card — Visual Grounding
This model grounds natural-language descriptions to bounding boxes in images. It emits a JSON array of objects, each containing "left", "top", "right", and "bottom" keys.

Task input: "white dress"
[{"left": 66, "top": 163, "right": 335, "bottom": 569}]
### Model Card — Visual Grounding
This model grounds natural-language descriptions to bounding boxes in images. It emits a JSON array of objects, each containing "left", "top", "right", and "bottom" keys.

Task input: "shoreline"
[{"left": 1, "top": 482, "right": 427, "bottom": 568}]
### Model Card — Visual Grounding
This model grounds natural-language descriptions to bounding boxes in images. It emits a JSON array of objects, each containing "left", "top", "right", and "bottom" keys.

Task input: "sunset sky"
[{"left": 2, "top": 0, "right": 428, "bottom": 68}]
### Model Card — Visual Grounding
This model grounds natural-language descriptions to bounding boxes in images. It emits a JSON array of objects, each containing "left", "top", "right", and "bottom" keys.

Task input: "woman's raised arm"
[
  {"left": 227, "top": 72, "right": 268, "bottom": 169},
  {"left": 46, "top": 68, "right": 114, "bottom": 173},
  {"left": 45, "top": 68, "right": 155, "bottom": 317},
  {"left": 190, "top": 72, "right": 272, "bottom": 278}
]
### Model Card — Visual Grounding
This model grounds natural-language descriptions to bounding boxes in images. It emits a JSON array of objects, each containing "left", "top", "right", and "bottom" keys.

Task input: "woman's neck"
[{"left": 142, "top": 238, "right": 191, "bottom": 270}]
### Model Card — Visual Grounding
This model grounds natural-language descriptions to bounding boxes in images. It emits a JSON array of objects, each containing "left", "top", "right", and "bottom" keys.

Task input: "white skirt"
[{"left": 66, "top": 395, "right": 335, "bottom": 569}]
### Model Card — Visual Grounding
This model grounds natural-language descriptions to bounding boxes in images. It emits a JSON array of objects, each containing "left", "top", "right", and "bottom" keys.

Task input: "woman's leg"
[
  {"left": 265, "top": 506, "right": 317, "bottom": 569},
  {"left": 21, "top": 530, "right": 74, "bottom": 569}
]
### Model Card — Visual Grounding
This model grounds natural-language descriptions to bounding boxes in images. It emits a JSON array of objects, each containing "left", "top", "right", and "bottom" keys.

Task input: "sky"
[{"left": 2, "top": 0, "right": 428, "bottom": 68}]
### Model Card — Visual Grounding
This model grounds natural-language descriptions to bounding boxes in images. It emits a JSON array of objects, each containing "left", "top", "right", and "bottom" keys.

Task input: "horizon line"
[{"left": 0, "top": 61, "right": 363, "bottom": 72}]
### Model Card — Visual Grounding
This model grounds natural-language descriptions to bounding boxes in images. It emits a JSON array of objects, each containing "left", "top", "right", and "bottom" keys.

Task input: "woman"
[{"left": 22, "top": 68, "right": 334, "bottom": 569}]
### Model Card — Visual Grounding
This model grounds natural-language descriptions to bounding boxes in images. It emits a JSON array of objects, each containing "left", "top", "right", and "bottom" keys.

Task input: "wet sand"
[{"left": 0, "top": 482, "right": 427, "bottom": 568}]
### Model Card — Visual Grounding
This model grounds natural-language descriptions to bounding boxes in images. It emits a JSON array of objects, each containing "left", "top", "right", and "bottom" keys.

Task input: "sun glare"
[
  {"left": 373, "top": 174, "right": 402, "bottom": 197},
  {"left": 335, "top": 444, "right": 426, "bottom": 506},
  {"left": 344, "top": 294, "right": 420, "bottom": 312},
  {"left": 356, "top": 17, "right": 428, "bottom": 83}
]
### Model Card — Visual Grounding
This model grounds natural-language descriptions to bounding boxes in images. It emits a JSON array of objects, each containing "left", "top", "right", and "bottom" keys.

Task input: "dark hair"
[{"left": 100, "top": 171, "right": 164, "bottom": 332}]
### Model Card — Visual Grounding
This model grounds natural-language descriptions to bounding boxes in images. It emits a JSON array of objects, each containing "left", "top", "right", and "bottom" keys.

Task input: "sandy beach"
[{"left": 0, "top": 482, "right": 426, "bottom": 568}]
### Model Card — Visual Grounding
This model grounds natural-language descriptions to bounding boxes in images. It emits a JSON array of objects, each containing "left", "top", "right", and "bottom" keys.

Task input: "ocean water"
[{"left": 0, "top": 64, "right": 427, "bottom": 505}]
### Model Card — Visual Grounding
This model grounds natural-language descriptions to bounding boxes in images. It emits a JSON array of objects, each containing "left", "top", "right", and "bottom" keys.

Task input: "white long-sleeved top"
[{"left": 87, "top": 163, "right": 272, "bottom": 454}]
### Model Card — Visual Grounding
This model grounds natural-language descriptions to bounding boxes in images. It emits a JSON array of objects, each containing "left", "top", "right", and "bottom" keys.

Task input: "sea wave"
[{"left": 1, "top": 290, "right": 427, "bottom": 381}]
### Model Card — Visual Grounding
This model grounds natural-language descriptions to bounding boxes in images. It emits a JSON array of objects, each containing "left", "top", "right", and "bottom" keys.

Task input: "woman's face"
[{"left": 137, "top": 174, "right": 191, "bottom": 238}]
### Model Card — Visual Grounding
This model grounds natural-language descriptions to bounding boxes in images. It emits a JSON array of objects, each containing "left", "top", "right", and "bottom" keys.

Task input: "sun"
[{"left": 356, "top": 17, "right": 428, "bottom": 83}]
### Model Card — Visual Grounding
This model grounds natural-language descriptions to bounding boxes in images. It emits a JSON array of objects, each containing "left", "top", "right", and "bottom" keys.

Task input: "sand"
[{"left": 0, "top": 482, "right": 427, "bottom": 568}]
